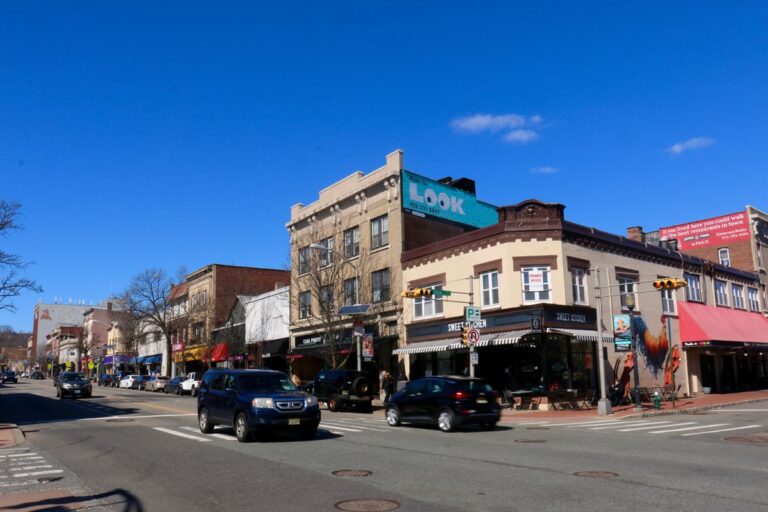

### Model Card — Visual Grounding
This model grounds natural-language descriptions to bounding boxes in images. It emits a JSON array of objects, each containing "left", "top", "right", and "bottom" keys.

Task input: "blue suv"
[{"left": 197, "top": 369, "right": 321, "bottom": 442}]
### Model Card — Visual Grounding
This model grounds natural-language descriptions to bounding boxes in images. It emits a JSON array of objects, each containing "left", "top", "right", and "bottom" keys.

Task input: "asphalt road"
[{"left": 1, "top": 379, "right": 767, "bottom": 512}]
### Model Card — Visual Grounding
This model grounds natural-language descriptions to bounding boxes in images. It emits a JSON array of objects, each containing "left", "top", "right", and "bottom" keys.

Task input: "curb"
[
  {"left": 622, "top": 397, "right": 768, "bottom": 420},
  {"left": 0, "top": 423, "right": 26, "bottom": 448}
]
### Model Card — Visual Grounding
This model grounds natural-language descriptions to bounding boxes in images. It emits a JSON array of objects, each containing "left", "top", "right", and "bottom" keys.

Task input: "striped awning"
[{"left": 547, "top": 328, "right": 614, "bottom": 343}]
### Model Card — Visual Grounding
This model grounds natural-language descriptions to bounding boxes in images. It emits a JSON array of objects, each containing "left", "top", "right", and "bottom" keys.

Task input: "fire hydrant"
[{"left": 653, "top": 391, "right": 662, "bottom": 410}]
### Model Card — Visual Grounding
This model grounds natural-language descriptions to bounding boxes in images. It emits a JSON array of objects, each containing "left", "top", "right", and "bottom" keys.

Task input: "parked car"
[
  {"left": 386, "top": 376, "right": 500, "bottom": 432},
  {"left": 197, "top": 369, "right": 321, "bottom": 442},
  {"left": 119, "top": 375, "right": 139, "bottom": 389},
  {"left": 145, "top": 376, "right": 168, "bottom": 392},
  {"left": 111, "top": 371, "right": 131, "bottom": 387},
  {"left": 2, "top": 371, "right": 18, "bottom": 383},
  {"left": 97, "top": 374, "right": 114, "bottom": 387},
  {"left": 313, "top": 369, "right": 373, "bottom": 412},
  {"left": 30, "top": 371, "right": 44, "bottom": 380},
  {"left": 55, "top": 371, "right": 93, "bottom": 399},
  {"left": 164, "top": 375, "right": 186, "bottom": 395},
  {"left": 131, "top": 375, "right": 150, "bottom": 390},
  {"left": 180, "top": 372, "right": 203, "bottom": 396},
  {"left": 21, "top": 371, "right": 29, "bottom": 378}
]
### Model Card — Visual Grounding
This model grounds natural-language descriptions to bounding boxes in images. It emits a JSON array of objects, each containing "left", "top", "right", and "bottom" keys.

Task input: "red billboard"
[{"left": 659, "top": 212, "right": 750, "bottom": 250}]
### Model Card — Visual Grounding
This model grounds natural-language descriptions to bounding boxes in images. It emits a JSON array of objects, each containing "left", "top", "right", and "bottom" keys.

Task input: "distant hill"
[{"left": 0, "top": 328, "right": 30, "bottom": 348}]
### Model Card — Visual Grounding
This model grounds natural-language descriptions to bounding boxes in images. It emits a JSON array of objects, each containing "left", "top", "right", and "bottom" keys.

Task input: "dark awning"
[{"left": 261, "top": 339, "right": 288, "bottom": 358}]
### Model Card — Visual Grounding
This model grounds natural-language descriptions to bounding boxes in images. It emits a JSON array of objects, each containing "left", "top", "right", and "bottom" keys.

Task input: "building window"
[
  {"left": 521, "top": 266, "right": 551, "bottom": 303},
  {"left": 371, "top": 268, "right": 391, "bottom": 303},
  {"left": 298, "top": 291, "right": 312, "bottom": 319},
  {"left": 715, "top": 280, "right": 729, "bottom": 306},
  {"left": 618, "top": 276, "right": 638, "bottom": 310},
  {"left": 343, "top": 226, "right": 360, "bottom": 259},
  {"left": 685, "top": 273, "right": 703, "bottom": 302},
  {"left": 414, "top": 284, "right": 444, "bottom": 318},
  {"left": 480, "top": 270, "right": 499, "bottom": 308},
  {"left": 371, "top": 215, "right": 389, "bottom": 250},
  {"left": 317, "top": 237, "right": 334, "bottom": 267},
  {"left": 661, "top": 288, "right": 676, "bottom": 314},
  {"left": 732, "top": 284, "right": 745, "bottom": 309},
  {"left": 748, "top": 287, "right": 760, "bottom": 311},
  {"left": 571, "top": 269, "right": 587, "bottom": 305},
  {"left": 319, "top": 286, "right": 334, "bottom": 316},
  {"left": 298, "top": 246, "right": 310, "bottom": 275},
  {"left": 344, "top": 277, "right": 359, "bottom": 306},
  {"left": 718, "top": 248, "right": 731, "bottom": 267}
]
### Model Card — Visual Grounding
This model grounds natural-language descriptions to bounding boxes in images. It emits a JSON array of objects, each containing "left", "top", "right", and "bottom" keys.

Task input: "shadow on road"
[
  {"left": 0, "top": 392, "right": 140, "bottom": 426},
  {"left": 3, "top": 487, "right": 146, "bottom": 512}
]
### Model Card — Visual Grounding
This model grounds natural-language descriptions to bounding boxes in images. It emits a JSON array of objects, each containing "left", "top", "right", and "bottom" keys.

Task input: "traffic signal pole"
[{"left": 468, "top": 275, "right": 476, "bottom": 378}]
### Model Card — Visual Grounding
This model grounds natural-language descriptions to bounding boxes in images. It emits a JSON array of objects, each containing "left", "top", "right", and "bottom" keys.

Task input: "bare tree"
[
  {"left": 0, "top": 201, "right": 42, "bottom": 312},
  {"left": 76, "top": 328, "right": 101, "bottom": 375}
]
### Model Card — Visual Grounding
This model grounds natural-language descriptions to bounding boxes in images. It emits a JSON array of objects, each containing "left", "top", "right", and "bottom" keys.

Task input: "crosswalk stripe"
[
  {"left": 558, "top": 420, "right": 625, "bottom": 427},
  {"left": 588, "top": 421, "right": 654, "bottom": 430},
  {"left": 322, "top": 422, "right": 389, "bottom": 432},
  {"left": 682, "top": 424, "right": 763, "bottom": 437},
  {"left": 12, "top": 469, "right": 64, "bottom": 478},
  {"left": 10, "top": 465, "right": 53, "bottom": 471},
  {"left": 644, "top": 422, "right": 698, "bottom": 433},
  {"left": 649, "top": 423, "right": 729, "bottom": 434},
  {"left": 617, "top": 421, "right": 679, "bottom": 432},
  {"left": 318, "top": 423, "right": 362, "bottom": 432},
  {"left": 153, "top": 427, "right": 211, "bottom": 442},
  {"left": 179, "top": 426, "right": 238, "bottom": 441}
]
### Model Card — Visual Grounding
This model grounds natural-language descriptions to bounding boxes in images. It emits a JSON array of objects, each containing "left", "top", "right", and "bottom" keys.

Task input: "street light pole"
[
  {"left": 593, "top": 268, "right": 612, "bottom": 416},
  {"left": 625, "top": 294, "right": 643, "bottom": 411}
]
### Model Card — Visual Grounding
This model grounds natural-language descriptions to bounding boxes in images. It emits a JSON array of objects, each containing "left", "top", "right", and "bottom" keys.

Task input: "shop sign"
[
  {"left": 362, "top": 333, "right": 374, "bottom": 361},
  {"left": 447, "top": 319, "right": 487, "bottom": 332},
  {"left": 172, "top": 342, "right": 185, "bottom": 352},
  {"left": 613, "top": 314, "right": 632, "bottom": 352},
  {"left": 298, "top": 335, "right": 323, "bottom": 345}
]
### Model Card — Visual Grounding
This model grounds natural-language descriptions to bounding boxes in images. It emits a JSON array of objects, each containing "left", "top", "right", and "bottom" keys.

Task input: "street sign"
[
  {"left": 467, "top": 328, "right": 480, "bottom": 345},
  {"left": 88, "top": 361, "right": 95, "bottom": 370},
  {"left": 470, "top": 351, "right": 479, "bottom": 365},
  {"left": 464, "top": 306, "right": 481, "bottom": 324}
]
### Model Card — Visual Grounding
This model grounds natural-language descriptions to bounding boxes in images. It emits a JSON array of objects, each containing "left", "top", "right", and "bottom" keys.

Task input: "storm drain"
[
  {"left": 335, "top": 499, "right": 400, "bottom": 511},
  {"left": 332, "top": 470, "right": 372, "bottom": 477},
  {"left": 515, "top": 439, "right": 546, "bottom": 443},
  {"left": 574, "top": 471, "right": 619, "bottom": 478}
]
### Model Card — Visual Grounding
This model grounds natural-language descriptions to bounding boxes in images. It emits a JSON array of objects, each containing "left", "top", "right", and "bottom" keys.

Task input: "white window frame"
[
  {"left": 480, "top": 270, "right": 499, "bottom": 308},
  {"left": 371, "top": 215, "right": 389, "bottom": 250},
  {"left": 747, "top": 287, "right": 760, "bottom": 311},
  {"left": 298, "top": 291, "right": 312, "bottom": 319},
  {"left": 718, "top": 248, "right": 731, "bottom": 267},
  {"left": 732, "top": 284, "right": 745, "bottom": 309},
  {"left": 298, "top": 246, "right": 310, "bottom": 275},
  {"left": 685, "top": 273, "right": 703, "bottom": 302},
  {"left": 371, "top": 268, "right": 391, "bottom": 304},
  {"left": 413, "top": 284, "right": 444, "bottom": 319},
  {"left": 522, "top": 266, "right": 551, "bottom": 303},
  {"left": 571, "top": 268, "right": 587, "bottom": 305},
  {"left": 317, "top": 237, "right": 334, "bottom": 267},
  {"left": 661, "top": 288, "right": 676, "bottom": 315},
  {"left": 618, "top": 276, "right": 638, "bottom": 310},
  {"left": 715, "top": 280, "right": 729, "bottom": 306},
  {"left": 343, "top": 226, "right": 360, "bottom": 259}
]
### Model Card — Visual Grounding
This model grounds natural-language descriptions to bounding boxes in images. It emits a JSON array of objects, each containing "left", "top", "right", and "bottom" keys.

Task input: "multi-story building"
[
  {"left": 172, "top": 264, "right": 290, "bottom": 375},
  {"left": 82, "top": 302, "right": 123, "bottom": 373},
  {"left": 286, "top": 150, "right": 497, "bottom": 382},
  {"left": 31, "top": 302, "right": 95, "bottom": 366},
  {"left": 47, "top": 325, "right": 84, "bottom": 371},
  {"left": 397, "top": 199, "right": 768, "bottom": 406}
]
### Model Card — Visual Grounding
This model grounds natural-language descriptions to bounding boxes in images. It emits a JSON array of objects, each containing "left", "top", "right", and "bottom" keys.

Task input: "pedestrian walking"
[{"left": 382, "top": 371, "right": 395, "bottom": 406}]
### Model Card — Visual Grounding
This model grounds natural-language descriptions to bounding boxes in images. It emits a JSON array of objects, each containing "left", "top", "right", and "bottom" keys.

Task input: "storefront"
[
  {"left": 172, "top": 344, "right": 207, "bottom": 376},
  {"left": 679, "top": 302, "right": 768, "bottom": 394},
  {"left": 103, "top": 354, "right": 131, "bottom": 373},
  {"left": 396, "top": 304, "right": 611, "bottom": 395}
]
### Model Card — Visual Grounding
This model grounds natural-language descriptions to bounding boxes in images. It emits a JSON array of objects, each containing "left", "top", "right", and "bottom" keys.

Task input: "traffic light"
[
  {"left": 461, "top": 326, "right": 469, "bottom": 346},
  {"left": 653, "top": 278, "right": 687, "bottom": 290},
  {"left": 401, "top": 288, "right": 434, "bottom": 299}
]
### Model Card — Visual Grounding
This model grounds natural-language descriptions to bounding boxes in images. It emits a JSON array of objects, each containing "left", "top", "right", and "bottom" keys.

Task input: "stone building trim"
[
  {"left": 513, "top": 255, "right": 559, "bottom": 271},
  {"left": 473, "top": 259, "right": 503, "bottom": 277}
]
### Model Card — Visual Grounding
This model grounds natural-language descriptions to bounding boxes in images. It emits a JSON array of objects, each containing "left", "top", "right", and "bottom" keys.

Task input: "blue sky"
[{"left": 2, "top": 2, "right": 767, "bottom": 331}]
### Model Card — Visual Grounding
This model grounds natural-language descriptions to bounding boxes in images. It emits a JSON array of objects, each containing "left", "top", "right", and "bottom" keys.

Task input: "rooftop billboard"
[{"left": 659, "top": 211, "right": 750, "bottom": 250}]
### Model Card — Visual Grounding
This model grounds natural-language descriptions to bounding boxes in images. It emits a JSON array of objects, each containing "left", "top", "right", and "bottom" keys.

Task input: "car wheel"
[
  {"left": 437, "top": 409, "right": 455, "bottom": 433},
  {"left": 55, "top": 387, "right": 60, "bottom": 398},
  {"left": 352, "top": 376, "right": 370, "bottom": 396},
  {"left": 176, "top": 387, "right": 181, "bottom": 395},
  {"left": 386, "top": 406, "right": 401, "bottom": 426},
  {"left": 198, "top": 407, "right": 214, "bottom": 434},
  {"left": 327, "top": 396, "right": 341, "bottom": 412},
  {"left": 234, "top": 413, "right": 251, "bottom": 442},
  {"left": 191, "top": 387, "right": 198, "bottom": 397},
  {"left": 481, "top": 422, "right": 497, "bottom": 431}
]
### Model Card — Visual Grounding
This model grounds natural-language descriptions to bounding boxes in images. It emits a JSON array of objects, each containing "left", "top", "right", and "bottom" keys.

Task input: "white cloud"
[
  {"left": 666, "top": 137, "right": 715, "bottom": 155},
  {"left": 530, "top": 166, "right": 560, "bottom": 174},
  {"left": 450, "top": 113, "right": 545, "bottom": 145},
  {"left": 503, "top": 129, "right": 539, "bottom": 144}
]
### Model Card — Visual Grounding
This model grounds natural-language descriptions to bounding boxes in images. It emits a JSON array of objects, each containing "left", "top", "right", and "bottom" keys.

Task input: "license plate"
[
  {"left": 288, "top": 418, "right": 300, "bottom": 426},
  {"left": 476, "top": 397, "right": 487, "bottom": 404},
  {"left": 74, "top": 390, "right": 81, "bottom": 394}
]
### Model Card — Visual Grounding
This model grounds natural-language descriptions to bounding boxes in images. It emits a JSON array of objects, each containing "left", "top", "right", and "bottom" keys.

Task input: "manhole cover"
[
  {"left": 38, "top": 477, "right": 64, "bottom": 483},
  {"left": 332, "top": 470, "right": 372, "bottom": 477},
  {"left": 515, "top": 439, "right": 546, "bottom": 443},
  {"left": 526, "top": 426, "right": 549, "bottom": 430},
  {"left": 574, "top": 471, "right": 619, "bottom": 478},
  {"left": 335, "top": 499, "right": 400, "bottom": 511},
  {"left": 105, "top": 418, "right": 134, "bottom": 423},
  {"left": 724, "top": 436, "right": 768, "bottom": 444}
]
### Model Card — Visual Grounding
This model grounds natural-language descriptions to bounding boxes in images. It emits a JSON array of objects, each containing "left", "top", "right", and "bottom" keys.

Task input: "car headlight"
[
  {"left": 63, "top": 384, "right": 73, "bottom": 389},
  {"left": 306, "top": 395, "right": 318, "bottom": 407},
  {"left": 251, "top": 397, "right": 274, "bottom": 409}
]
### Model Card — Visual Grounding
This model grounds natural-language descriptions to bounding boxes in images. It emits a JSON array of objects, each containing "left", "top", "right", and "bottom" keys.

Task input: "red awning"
[
  {"left": 210, "top": 342, "right": 229, "bottom": 362},
  {"left": 678, "top": 302, "right": 768, "bottom": 344}
]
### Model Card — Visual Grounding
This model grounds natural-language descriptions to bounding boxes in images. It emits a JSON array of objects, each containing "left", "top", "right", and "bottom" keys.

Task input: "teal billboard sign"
[{"left": 401, "top": 170, "right": 497, "bottom": 228}]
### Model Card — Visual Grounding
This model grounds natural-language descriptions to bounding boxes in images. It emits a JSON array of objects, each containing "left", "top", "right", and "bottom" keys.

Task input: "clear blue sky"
[{"left": 2, "top": 2, "right": 767, "bottom": 332}]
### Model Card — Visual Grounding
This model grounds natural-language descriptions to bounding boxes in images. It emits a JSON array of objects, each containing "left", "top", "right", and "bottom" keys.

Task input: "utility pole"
[
  {"left": 594, "top": 268, "right": 612, "bottom": 416},
  {"left": 468, "top": 275, "right": 476, "bottom": 378}
]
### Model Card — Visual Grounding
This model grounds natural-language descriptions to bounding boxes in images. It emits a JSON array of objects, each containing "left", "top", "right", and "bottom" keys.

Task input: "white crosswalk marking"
[
  {"left": 153, "top": 427, "right": 211, "bottom": 442},
  {"left": 649, "top": 423, "right": 729, "bottom": 434},
  {"left": 323, "top": 421, "right": 389, "bottom": 432},
  {"left": 617, "top": 421, "right": 678, "bottom": 432},
  {"left": 589, "top": 421, "right": 652, "bottom": 430},
  {"left": 644, "top": 422, "right": 698, "bottom": 433},
  {"left": 319, "top": 423, "right": 363, "bottom": 432},
  {"left": 179, "top": 426, "right": 237, "bottom": 441},
  {"left": 682, "top": 424, "right": 763, "bottom": 437},
  {"left": 12, "top": 469, "right": 64, "bottom": 478}
]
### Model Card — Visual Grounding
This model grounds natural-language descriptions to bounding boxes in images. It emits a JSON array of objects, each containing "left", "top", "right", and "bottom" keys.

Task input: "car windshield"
[
  {"left": 63, "top": 373, "right": 86, "bottom": 381},
  {"left": 454, "top": 380, "right": 494, "bottom": 393},
  {"left": 238, "top": 374, "right": 297, "bottom": 393}
]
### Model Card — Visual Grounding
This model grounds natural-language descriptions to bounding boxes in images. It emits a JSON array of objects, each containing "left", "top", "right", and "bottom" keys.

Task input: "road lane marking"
[
  {"left": 645, "top": 422, "right": 701, "bottom": 434},
  {"left": 682, "top": 424, "right": 763, "bottom": 436},
  {"left": 617, "top": 421, "right": 683, "bottom": 432},
  {"left": 153, "top": 427, "right": 212, "bottom": 442},
  {"left": 713, "top": 409, "right": 768, "bottom": 412},
  {"left": 649, "top": 423, "right": 729, "bottom": 434},
  {"left": 10, "top": 465, "right": 54, "bottom": 471},
  {"left": 12, "top": 469, "right": 64, "bottom": 478},
  {"left": 589, "top": 421, "right": 655, "bottom": 430},
  {"left": 563, "top": 421, "right": 625, "bottom": 428},
  {"left": 179, "top": 426, "right": 237, "bottom": 441},
  {"left": 324, "top": 422, "right": 389, "bottom": 432},
  {"left": 79, "top": 413, "right": 197, "bottom": 421},
  {"left": 318, "top": 423, "right": 362, "bottom": 432}
]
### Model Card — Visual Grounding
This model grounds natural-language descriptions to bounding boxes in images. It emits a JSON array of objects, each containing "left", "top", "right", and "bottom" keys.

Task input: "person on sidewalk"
[{"left": 382, "top": 371, "right": 396, "bottom": 406}]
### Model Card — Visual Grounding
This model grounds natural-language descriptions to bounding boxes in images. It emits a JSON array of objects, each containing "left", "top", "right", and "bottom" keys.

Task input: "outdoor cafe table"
[{"left": 509, "top": 390, "right": 534, "bottom": 410}]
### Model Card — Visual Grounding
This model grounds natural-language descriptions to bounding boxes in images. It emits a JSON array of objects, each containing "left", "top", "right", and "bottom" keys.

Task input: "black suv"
[
  {"left": 386, "top": 376, "right": 500, "bottom": 432},
  {"left": 313, "top": 369, "right": 372, "bottom": 412},
  {"left": 55, "top": 372, "right": 93, "bottom": 399},
  {"left": 197, "top": 369, "right": 320, "bottom": 442}
]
